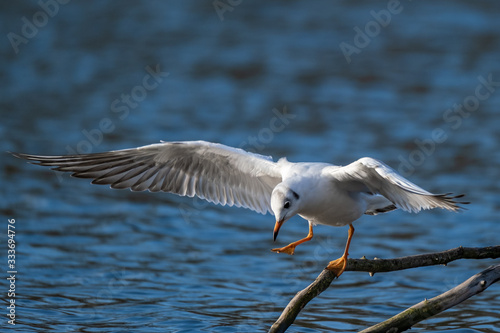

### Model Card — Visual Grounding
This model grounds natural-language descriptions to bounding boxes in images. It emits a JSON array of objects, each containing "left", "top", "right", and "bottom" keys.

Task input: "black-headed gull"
[{"left": 10, "top": 140, "right": 467, "bottom": 277}]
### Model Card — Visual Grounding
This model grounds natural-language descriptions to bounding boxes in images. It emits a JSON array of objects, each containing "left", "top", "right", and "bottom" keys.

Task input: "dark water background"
[{"left": 1, "top": 1, "right": 500, "bottom": 332}]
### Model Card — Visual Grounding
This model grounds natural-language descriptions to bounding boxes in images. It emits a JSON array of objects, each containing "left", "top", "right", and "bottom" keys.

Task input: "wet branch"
[{"left": 269, "top": 245, "right": 500, "bottom": 333}]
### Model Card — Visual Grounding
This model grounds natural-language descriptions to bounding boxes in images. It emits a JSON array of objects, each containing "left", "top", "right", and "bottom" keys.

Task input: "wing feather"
[
  {"left": 10, "top": 141, "right": 283, "bottom": 214},
  {"left": 328, "top": 157, "right": 467, "bottom": 213}
]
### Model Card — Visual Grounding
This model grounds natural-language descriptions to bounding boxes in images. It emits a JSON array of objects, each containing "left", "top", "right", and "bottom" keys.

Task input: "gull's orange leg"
[
  {"left": 327, "top": 224, "right": 355, "bottom": 277},
  {"left": 271, "top": 223, "right": 313, "bottom": 255}
]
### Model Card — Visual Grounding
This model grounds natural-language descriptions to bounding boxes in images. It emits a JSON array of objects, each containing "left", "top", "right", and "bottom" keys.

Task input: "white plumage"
[{"left": 11, "top": 140, "right": 467, "bottom": 276}]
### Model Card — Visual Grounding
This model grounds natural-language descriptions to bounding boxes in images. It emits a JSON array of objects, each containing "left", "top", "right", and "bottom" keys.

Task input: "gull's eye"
[{"left": 284, "top": 201, "right": 290, "bottom": 209}]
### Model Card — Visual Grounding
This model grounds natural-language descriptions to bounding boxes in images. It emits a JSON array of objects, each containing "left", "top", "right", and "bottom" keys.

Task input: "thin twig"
[{"left": 269, "top": 245, "right": 500, "bottom": 333}]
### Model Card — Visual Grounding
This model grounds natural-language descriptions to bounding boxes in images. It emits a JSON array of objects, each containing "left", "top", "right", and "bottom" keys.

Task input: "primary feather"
[
  {"left": 328, "top": 157, "right": 466, "bottom": 213},
  {"left": 10, "top": 143, "right": 467, "bottom": 224},
  {"left": 10, "top": 141, "right": 283, "bottom": 215}
]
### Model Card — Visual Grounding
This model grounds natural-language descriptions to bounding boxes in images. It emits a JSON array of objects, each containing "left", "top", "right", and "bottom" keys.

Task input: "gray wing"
[
  {"left": 11, "top": 141, "right": 284, "bottom": 214},
  {"left": 327, "top": 157, "right": 467, "bottom": 213}
]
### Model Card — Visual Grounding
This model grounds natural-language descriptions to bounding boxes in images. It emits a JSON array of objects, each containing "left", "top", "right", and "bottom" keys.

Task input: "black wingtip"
[
  {"left": 8, "top": 152, "right": 44, "bottom": 166},
  {"left": 450, "top": 193, "right": 470, "bottom": 211},
  {"left": 8, "top": 151, "right": 35, "bottom": 163},
  {"left": 453, "top": 193, "right": 470, "bottom": 207},
  {"left": 434, "top": 192, "right": 470, "bottom": 212},
  {"left": 8, "top": 151, "right": 21, "bottom": 158}
]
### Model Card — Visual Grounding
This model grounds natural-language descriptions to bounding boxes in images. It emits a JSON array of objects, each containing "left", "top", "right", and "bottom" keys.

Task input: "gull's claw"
[
  {"left": 271, "top": 245, "right": 296, "bottom": 255},
  {"left": 271, "top": 223, "right": 313, "bottom": 256},
  {"left": 326, "top": 224, "right": 355, "bottom": 278},
  {"left": 326, "top": 256, "right": 347, "bottom": 277}
]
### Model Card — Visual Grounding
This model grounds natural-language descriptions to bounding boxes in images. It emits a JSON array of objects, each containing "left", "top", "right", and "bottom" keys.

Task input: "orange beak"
[{"left": 273, "top": 219, "right": 284, "bottom": 241}]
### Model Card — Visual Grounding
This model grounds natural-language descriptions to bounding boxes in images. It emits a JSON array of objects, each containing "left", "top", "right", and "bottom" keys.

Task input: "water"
[{"left": 1, "top": 1, "right": 500, "bottom": 332}]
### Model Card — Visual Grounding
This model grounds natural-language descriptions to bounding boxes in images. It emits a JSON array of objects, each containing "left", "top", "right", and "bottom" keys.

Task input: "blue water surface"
[{"left": 1, "top": 1, "right": 500, "bottom": 332}]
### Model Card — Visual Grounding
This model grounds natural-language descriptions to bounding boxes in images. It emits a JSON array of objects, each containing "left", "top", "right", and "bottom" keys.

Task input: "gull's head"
[{"left": 271, "top": 184, "right": 301, "bottom": 241}]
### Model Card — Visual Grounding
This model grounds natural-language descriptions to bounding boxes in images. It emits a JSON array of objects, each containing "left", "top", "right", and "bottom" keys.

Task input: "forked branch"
[{"left": 269, "top": 245, "right": 500, "bottom": 333}]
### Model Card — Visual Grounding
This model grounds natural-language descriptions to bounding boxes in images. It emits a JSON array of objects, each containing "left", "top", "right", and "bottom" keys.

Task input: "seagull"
[{"left": 10, "top": 140, "right": 467, "bottom": 277}]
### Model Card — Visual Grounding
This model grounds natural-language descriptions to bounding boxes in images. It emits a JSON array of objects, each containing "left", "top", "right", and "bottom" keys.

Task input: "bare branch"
[
  {"left": 348, "top": 245, "right": 500, "bottom": 274},
  {"left": 269, "top": 245, "right": 500, "bottom": 333},
  {"left": 360, "top": 264, "right": 500, "bottom": 333}
]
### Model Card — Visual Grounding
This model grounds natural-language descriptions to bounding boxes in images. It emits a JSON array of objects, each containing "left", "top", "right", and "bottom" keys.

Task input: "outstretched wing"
[
  {"left": 327, "top": 157, "right": 467, "bottom": 213},
  {"left": 10, "top": 141, "right": 284, "bottom": 214}
]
